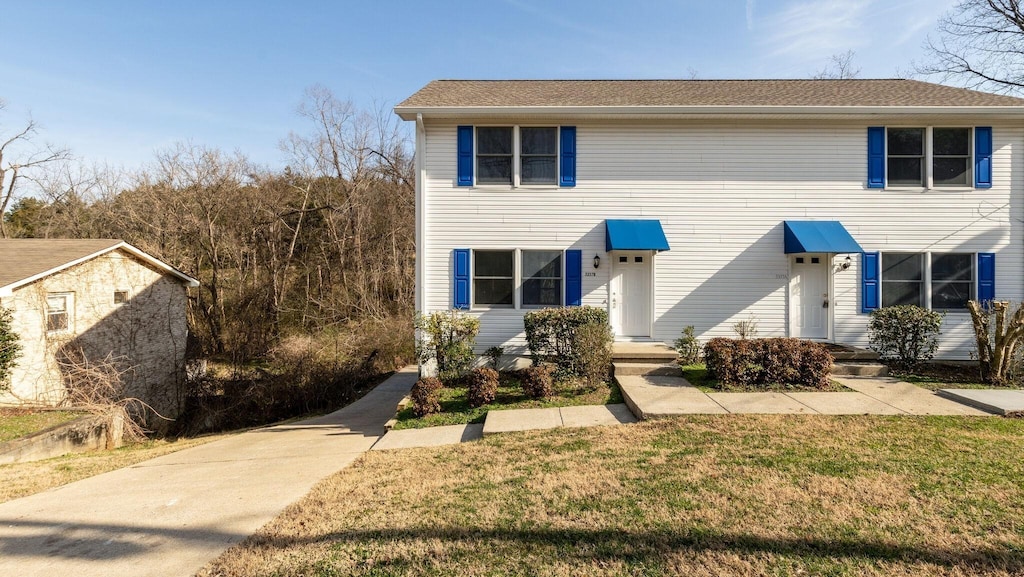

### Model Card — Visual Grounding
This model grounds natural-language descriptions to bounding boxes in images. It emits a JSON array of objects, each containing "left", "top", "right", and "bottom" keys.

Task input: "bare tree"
[
  {"left": 919, "top": 0, "right": 1024, "bottom": 94},
  {"left": 813, "top": 50, "right": 861, "bottom": 79},
  {"left": 0, "top": 103, "right": 70, "bottom": 238}
]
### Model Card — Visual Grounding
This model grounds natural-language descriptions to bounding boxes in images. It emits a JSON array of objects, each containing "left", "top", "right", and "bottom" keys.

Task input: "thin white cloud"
[
  {"left": 746, "top": 0, "right": 756, "bottom": 30},
  {"left": 758, "top": 0, "right": 873, "bottom": 58}
]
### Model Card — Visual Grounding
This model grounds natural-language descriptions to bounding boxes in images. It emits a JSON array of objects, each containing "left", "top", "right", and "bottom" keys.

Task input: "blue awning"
[
  {"left": 783, "top": 220, "right": 863, "bottom": 254},
  {"left": 605, "top": 219, "right": 670, "bottom": 252}
]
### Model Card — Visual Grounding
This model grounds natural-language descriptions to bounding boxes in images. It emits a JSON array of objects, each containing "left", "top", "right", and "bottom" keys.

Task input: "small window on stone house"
[
  {"left": 46, "top": 292, "right": 73, "bottom": 334},
  {"left": 114, "top": 290, "right": 129, "bottom": 305}
]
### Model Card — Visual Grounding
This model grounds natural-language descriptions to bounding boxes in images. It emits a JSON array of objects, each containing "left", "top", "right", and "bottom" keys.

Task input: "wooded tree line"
[{"left": 2, "top": 86, "right": 415, "bottom": 361}]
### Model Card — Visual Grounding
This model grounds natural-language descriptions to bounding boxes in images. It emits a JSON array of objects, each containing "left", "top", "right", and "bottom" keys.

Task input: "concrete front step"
[
  {"left": 611, "top": 342, "right": 679, "bottom": 363},
  {"left": 613, "top": 362, "right": 682, "bottom": 377},
  {"left": 832, "top": 362, "right": 889, "bottom": 377}
]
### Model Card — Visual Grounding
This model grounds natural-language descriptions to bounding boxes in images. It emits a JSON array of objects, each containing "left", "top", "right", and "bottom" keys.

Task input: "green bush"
[
  {"left": 415, "top": 310, "right": 480, "bottom": 383},
  {"left": 703, "top": 337, "right": 833, "bottom": 389},
  {"left": 411, "top": 376, "right": 443, "bottom": 417},
  {"left": 868, "top": 305, "right": 943, "bottom": 371},
  {"left": 519, "top": 365, "right": 554, "bottom": 399},
  {"left": 575, "top": 322, "right": 613, "bottom": 387},
  {"left": 0, "top": 307, "right": 22, "bottom": 392},
  {"left": 484, "top": 346, "right": 504, "bottom": 370},
  {"left": 674, "top": 325, "right": 701, "bottom": 365},
  {"left": 523, "top": 306, "right": 611, "bottom": 378},
  {"left": 466, "top": 367, "right": 499, "bottom": 407}
]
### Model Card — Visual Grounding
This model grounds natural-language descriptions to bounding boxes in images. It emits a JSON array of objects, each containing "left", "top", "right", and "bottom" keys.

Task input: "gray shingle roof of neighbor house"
[
  {"left": 0, "top": 239, "right": 199, "bottom": 296},
  {"left": 395, "top": 79, "right": 1024, "bottom": 118}
]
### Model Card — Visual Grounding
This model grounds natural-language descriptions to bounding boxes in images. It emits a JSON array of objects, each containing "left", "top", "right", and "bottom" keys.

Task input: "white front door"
[
  {"left": 611, "top": 252, "right": 652, "bottom": 338},
  {"left": 790, "top": 253, "right": 829, "bottom": 339}
]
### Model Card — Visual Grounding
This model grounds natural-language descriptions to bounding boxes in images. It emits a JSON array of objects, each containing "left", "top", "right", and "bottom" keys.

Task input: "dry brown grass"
[
  {"left": 0, "top": 433, "right": 228, "bottom": 503},
  {"left": 202, "top": 415, "right": 1024, "bottom": 577}
]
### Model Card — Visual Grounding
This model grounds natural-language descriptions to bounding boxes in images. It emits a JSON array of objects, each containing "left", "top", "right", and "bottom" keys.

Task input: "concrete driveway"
[{"left": 0, "top": 367, "right": 416, "bottom": 577}]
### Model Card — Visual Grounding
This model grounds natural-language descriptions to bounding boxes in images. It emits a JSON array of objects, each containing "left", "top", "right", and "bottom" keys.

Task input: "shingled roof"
[
  {"left": 396, "top": 79, "right": 1024, "bottom": 116},
  {"left": 0, "top": 239, "right": 198, "bottom": 296}
]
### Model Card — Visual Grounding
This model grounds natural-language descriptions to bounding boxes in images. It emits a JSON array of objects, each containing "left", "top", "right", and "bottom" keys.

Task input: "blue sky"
[{"left": 0, "top": 0, "right": 958, "bottom": 171}]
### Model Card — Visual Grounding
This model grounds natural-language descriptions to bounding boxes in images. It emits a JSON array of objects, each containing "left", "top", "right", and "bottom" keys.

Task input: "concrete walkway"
[
  {"left": 618, "top": 373, "right": 992, "bottom": 418},
  {"left": 0, "top": 367, "right": 417, "bottom": 577}
]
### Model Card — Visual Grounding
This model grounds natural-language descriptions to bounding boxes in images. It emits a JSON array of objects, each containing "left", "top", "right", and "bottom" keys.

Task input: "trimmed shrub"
[
  {"left": 674, "top": 325, "right": 701, "bottom": 365},
  {"left": 415, "top": 310, "right": 480, "bottom": 383},
  {"left": 868, "top": 305, "right": 943, "bottom": 371},
  {"left": 466, "top": 367, "right": 499, "bottom": 407},
  {"left": 410, "top": 377, "right": 443, "bottom": 417},
  {"left": 575, "top": 322, "right": 614, "bottom": 387},
  {"left": 520, "top": 365, "right": 554, "bottom": 399},
  {"left": 704, "top": 337, "right": 834, "bottom": 389},
  {"left": 523, "top": 306, "right": 611, "bottom": 377}
]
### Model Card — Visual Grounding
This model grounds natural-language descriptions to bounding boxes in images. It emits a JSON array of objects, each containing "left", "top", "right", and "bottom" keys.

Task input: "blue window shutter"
[
  {"left": 559, "top": 126, "right": 576, "bottom": 187},
  {"left": 862, "top": 252, "right": 880, "bottom": 313},
  {"left": 565, "top": 249, "right": 582, "bottom": 306},
  {"left": 867, "top": 127, "right": 885, "bottom": 189},
  {"left": 975, "top": 127, "right": 993, "bottom": 189},
  {"left": 457, "top": 126, "right": 473, "bottom": 187},
  {"left": 453, "top": 249, "right": 470, "bottom": 309},
  {"left": 978, "top": 252, "right": 995, "bottom": 304}
]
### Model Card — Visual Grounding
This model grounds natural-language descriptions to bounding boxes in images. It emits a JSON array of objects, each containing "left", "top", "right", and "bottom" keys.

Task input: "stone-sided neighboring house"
[
  {"left": 395, "top": 79, "right": 1024, "bottom": 362},
  {"left": 0, "top": 239, "right": 198, "bottom": 422}
]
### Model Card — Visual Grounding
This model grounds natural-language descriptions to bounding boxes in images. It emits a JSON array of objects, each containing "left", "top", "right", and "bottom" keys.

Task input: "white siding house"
[{"left": 396, "top": 80, "right": 1024, "bottom": 361}]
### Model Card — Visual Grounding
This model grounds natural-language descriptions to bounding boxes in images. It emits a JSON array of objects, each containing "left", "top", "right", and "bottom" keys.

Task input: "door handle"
[{"left": 822, "top": 293, "right": 829, "bottom": 309}]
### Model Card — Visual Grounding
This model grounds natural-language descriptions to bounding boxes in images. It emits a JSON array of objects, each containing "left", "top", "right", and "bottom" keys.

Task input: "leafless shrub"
[{"left": 56, "top": 348, "right": 162, "bottom": 443}]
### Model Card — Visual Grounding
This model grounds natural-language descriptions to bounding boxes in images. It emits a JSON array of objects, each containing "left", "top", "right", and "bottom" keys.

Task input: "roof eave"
[
  {"left": 395, "top": 105, "right": 1024, "bottom": 121},
  {"left": 0, "top": 241, "right": 199, "bottom": 297}
]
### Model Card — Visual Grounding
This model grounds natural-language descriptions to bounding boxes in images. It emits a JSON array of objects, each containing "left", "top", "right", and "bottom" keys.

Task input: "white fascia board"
[
  {"left": 395, "top": 105, "right": 1024, "bottom": 121},
  {"left": 0, "top": 241, "right": 199, "bottom": 296}
]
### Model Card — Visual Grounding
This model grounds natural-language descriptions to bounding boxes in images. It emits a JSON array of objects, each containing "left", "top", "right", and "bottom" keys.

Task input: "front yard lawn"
[
  {"left": 392, "top": 372, "right": 623, "bottom": 430},
  {"left": 0, "top": 409, "right": 83, "bottom": 443},
  {"left": 202, "top": 415, "right": 1024, "bottom": 576},
  {"left": 680, "top": 363, "right": 848, "bottom": 392}
]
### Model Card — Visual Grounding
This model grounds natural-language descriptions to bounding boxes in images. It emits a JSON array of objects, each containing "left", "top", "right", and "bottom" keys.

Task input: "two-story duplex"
[{"left": 395, "top": 79, "right": 1024, "bottom": 361}]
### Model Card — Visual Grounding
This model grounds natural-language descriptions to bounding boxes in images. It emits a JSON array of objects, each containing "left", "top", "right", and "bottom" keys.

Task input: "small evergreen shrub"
[
  {"left": 868, "top": 305, "right": 943, "bottom": 371},
  {"left": 466, "top": 367, "right": 499, "bottom": 407},
  {"left": 484, "top": 346, "right": 505, "bottom": 370},
  {"left": 410, "top": 376, "right": 443, "bottom": 417},
  {"left": 523, "top": 306, "right": 611, "bottom": 377},
  {"left": 520, "top": 365, "right": 554, "bottom": 399},
  {"left": 415, "top": 310, "right": 480, "bottom": 383},
  {"left": 0, "top": 307, "right": 21, "bottom": 392},
  {"left": 704, "top": 337, "right": 833, "bottom": 389},
  {"left": 674, "top": 325, "right": 701, "bottom": 365}
]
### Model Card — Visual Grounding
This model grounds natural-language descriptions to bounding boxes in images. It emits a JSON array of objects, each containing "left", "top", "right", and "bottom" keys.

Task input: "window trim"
[
  {"left": 879, "top": 251, "right": 976, "bottom": 311},
  {"left": 472, "top": 125, "right": 561, "bottom": 188},
  {"left": 470, "top": 248, "right": 567, "bottom": 310},
  {"left": 46, "top": 292, "right": 74, "bottom": 335},
  {"left": 884, "top": 126, "right": 974, "bottom": 190}
]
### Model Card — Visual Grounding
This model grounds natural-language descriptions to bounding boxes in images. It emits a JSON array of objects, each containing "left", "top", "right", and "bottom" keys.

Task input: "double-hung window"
[
  {"left": 880, "top": 252, "right": 973, "bottom": 310},
  {"left": 472, "top": 126, "right": 561, "bottom": 186},
  {"left": 522, "top": 250, "right": 562, "bottom": 306},
  {"left": 46, "top": 292, "right": 73, "bottom": 333},
  {"left": 884, "top": 127, "right": 972, "bottom": 188},
  {"left": 472, "top": 250, "right": 514, "bottom": 306}
]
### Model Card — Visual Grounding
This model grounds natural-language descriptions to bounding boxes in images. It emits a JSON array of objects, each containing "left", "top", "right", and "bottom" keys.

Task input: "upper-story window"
[
  {"left": 46, "top": 292, "right": 73, "bottom": 334},
  {"left": 472, "top": 126, "right": 562, "bottom": 186},
  {"left": 520, "top": 128, "right": 557, "bottom": 185},
  {"left": 886, "top": 127, "right": 971, "bottom": 188}
]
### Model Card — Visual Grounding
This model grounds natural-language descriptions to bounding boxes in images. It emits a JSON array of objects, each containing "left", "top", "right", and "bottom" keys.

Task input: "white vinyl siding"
[{"left": 420, "top": 119, "right": 1022, "bottom": 359}]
